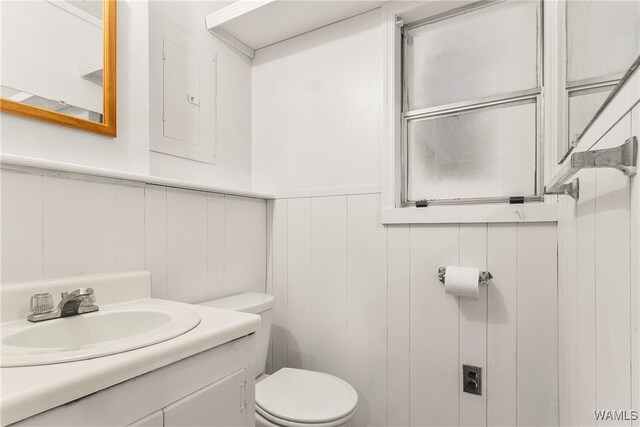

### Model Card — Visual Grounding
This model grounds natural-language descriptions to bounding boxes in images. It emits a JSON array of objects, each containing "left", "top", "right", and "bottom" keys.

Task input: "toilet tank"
[{"left": 199, "top": 292, "right": 274, "bottom": 377}]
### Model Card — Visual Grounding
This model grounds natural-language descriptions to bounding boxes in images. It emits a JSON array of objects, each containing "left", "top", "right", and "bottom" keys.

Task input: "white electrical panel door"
[
  {"left": 163, "top": 369, "right": 248, "bottom": 427},
  {"left": 150, "top": 16, "right": 217, "bottom": 164},
  {"left": 163, "top": 39, "right": 200, "bottom": 145}
]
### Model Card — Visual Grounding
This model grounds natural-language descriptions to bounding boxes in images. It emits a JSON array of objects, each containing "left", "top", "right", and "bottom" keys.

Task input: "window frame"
[
  {"left": 380, "top": 0, "right": 559, "bottom": 224},
  {"left": 399, "top": 0, "right": 545, "bottom": 207}
]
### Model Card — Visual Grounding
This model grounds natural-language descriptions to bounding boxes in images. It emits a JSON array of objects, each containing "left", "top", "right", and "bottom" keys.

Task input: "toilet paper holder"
[{"left": 437, "top": 267, "right": 493, "bottom": 285}]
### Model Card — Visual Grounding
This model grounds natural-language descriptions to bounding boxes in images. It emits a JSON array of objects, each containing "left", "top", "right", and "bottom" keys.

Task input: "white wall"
[
  {"left": 252, "top": 9, "right": 382, "bottom": 196},
  {"left": 266, "top": 194, "right": 558, "bottom": 427},
  {"left": 148, "top": 1, "right": 253, "bottom": 190},
  {"left": 1, "top": 168, "right": 266, "bottom": 303}
]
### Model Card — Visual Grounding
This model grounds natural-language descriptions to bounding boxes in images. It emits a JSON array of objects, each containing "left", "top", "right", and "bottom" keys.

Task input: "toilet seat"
[
  {"left": 256, "top": 407, "right": 357, "bottom": 427},
  {"left": 255, "top": 368, "right": 358, "bottom": 427}
]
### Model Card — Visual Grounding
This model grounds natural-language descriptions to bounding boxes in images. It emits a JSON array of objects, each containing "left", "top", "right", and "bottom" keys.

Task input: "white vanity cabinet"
[
  {"left": 129, "top": 411, "right": 163, "bottom": 427},
  {"left": 11, "top": 335, "right": 256, "bottom": 427}
]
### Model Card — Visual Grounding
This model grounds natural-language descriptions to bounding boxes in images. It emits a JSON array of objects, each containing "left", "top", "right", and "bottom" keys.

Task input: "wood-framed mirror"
[{"left": 0, "top": 0, "right": 116, "bottom": 137}]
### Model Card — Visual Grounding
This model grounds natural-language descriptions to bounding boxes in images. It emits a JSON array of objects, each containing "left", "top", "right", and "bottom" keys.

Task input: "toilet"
[{"left": 199, "top": 292, "right": 358, "bottom": 427}]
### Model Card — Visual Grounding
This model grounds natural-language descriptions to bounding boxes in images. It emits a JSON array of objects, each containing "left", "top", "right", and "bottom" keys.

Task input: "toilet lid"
[{"left": 256, "top": 368, "right": 358, "bottom": 424}]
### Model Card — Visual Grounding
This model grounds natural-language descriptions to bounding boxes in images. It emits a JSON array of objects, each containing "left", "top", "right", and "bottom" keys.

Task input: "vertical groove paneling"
[
  {"left": 43, "top": 176, "right": 118, "bottom": 278},
  {"left": 3, "top": 172, "right": 268, "bottom": 310},
  {"left": 347, "top": 194, "right": 388, "bottom": 426},
  {"left": 593, "top": 115, "right": 633, "bottom": 425},
  {"left": 270, "top": 198, "right": 289, "bottom": 373},
  {"left": 286, "top": 198, "right": 313, "bottom": 370},
  {"left": 266, "top": 199, "right": 274, "bottom": 297},
  {"left": 115, "top": 185, "right": 145, "bottom": 272},
  {"left": 269, "top": 203, "right": 559, "bottom": 426},
  {"left": 459, "top": 224, "right": 488, "bottom": 427},
  {"left": 630, "top": 106, "right": 640, "bottom": 427},
  {"left": 387, "top": 224, "right": 411, "bottom": 427},
  {"left": 557, "top": 198, "right": 569, "bottom": 427},
  {"left": 576, "top": 170, "right": 597, "bottom": 427},
  {"left": 206, "top": 194, "right": 225, "bottom": 300},
  {"left": 487, "top": 223, "right": 517, "bottom": 426},
  {"left": 265, "top": 199, "right": 275, "bottom": 374},
  {"left": 224, "top": 196, "right": 267, "bottom": 296},
  {"left": 595, "top": 168, "right": 632, "bottom": 422},
  {"left": 565, "top": 191, "right": 579, "bottom": 427},
  {"left": 144, "top": 185, "right": 167, "bottom": 299},
  {"left": 1, "top": 170, "right": 43, "bottom": 282},
  {"left": 272, "top": 200, "right": 559, "bottom": 426},
  {"left": 311, "top": 196, "right": 348, "bottom": 378},
  {"left": 166, "top": 189, "right": 208, "bottom": 303},
  {"left": 410, "top": 224, "right": 459, "bottom": 427},
  {"left": 516, "top": 222, "right": 558, "bottom": 426}
]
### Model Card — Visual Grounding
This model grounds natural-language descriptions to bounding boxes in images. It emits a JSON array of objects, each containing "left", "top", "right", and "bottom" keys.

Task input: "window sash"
[
  {"left": 402, "top": 0, "right": 542, "bottom": 113},
  {"left": 565, "top": 81, "right": 617, "bottom": 150},
  {"left": 561, "top": 71, "right": 626, "bottom": 161},
  {"left": 564, "top": 0, "right": 640, "bottom": 83},
  {"left": 401, "top": 93, "right": 543, "bottom": 206}
]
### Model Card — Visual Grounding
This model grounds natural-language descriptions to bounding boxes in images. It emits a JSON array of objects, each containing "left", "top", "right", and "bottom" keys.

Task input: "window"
[
  {"left": 401, "top": 1, "right": 543, "bottom": 206},
  {"left": 561, "top": 1, "right": 640, "bottom": 157}
]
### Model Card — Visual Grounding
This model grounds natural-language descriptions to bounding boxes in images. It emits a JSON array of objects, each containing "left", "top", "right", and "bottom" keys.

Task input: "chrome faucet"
[{"left": 28, "top": 288, "right": 99, "bottom": 322}]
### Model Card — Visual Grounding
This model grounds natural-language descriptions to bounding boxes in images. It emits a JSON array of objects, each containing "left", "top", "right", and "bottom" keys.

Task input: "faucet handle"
[
  {"left": 30, "top": 293, "right": 54, "bottom": 315},
  {"left": 61, "top": 292, "right": 68, "bottom": 299}
]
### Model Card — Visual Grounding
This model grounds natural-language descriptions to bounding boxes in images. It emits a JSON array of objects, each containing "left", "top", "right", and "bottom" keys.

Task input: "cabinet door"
[
  {"left": 163, "top": 369, "right": 248, "bottom": 427},
  {"left": 128, "top": 411, "right": 164, "bottom": 427}
]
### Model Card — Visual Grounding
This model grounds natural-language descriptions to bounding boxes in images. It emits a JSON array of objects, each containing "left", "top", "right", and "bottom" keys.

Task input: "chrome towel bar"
[
  {"left": 545, "top": 136, "right": 637, "bottom": 200},
  {"left": 437, "top": 267, "right": 493, "bottom": 285}
]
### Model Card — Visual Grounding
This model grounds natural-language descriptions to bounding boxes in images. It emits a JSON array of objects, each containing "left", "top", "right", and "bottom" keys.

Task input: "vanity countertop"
[{"left": 0, "top": 299, "right": 261, "bottom": 426}]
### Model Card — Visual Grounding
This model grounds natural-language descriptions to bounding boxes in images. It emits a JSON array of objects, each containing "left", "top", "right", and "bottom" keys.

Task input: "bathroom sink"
[{"left": 1, "top": 301, "right": 201, "bottom": 367}]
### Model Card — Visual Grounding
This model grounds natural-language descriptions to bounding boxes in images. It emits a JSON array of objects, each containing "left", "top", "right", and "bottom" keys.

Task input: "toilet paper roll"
[{"left": 444, "top": 266, "right": 480, "bottom": 298}]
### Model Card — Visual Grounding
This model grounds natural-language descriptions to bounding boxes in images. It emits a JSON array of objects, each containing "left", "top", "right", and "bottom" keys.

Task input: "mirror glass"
[
  {"left": 1, "top": 0, "right": 104, "bottom": 123},
  {"left": 560, "top": 0, "right": 640, "bottom": 160}
]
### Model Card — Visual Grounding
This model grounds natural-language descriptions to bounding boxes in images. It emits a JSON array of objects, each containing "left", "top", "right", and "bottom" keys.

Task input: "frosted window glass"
[
  {"left": 568, "top": 87, "right": 613, "bottom": 144},
  {"left": 405, "top": 1, "right": 539, "bottom": 110},
  {"left": 407, "top": 102, "right": 537, "bottom": 201},
  {"left": 567, "top": 1, "right": 640, "bottom": 82}
]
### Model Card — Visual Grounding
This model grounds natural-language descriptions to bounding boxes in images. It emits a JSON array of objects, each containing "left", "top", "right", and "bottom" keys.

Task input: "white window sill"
[{"left": 382, "top": 201, "right": 558, "bottom": 224}]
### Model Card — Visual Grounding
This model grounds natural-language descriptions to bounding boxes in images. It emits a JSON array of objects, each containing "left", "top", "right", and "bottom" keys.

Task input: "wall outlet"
[{"left": 463, "top": 365, "right": 482, "bottom": 395}]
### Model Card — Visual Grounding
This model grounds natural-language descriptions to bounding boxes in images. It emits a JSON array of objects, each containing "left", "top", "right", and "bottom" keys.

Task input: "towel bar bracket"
[
  {"left": 545, "top": 136, "right": 637, "bottom": 200},
  {"left": 545, "top": 178, "right": 580, "bottom": 200},
  {"left": 571, "top": 136, "right": 637, "bottom": 176}
]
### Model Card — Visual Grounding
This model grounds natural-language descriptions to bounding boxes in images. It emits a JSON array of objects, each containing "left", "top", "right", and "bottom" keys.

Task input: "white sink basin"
[{"left": 1, "top": 301, "right": 201, "bottom": 367}]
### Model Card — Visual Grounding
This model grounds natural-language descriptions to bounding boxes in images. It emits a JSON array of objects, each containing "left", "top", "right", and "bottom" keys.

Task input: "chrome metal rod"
[{"left": 545, "top": 136, "right": 637, "bottom": 200}]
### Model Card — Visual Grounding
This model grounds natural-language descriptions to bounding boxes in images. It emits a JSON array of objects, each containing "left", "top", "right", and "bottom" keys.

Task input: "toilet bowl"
[{"left": 199, "top": 293, "right": 358, "bottom": 427}]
